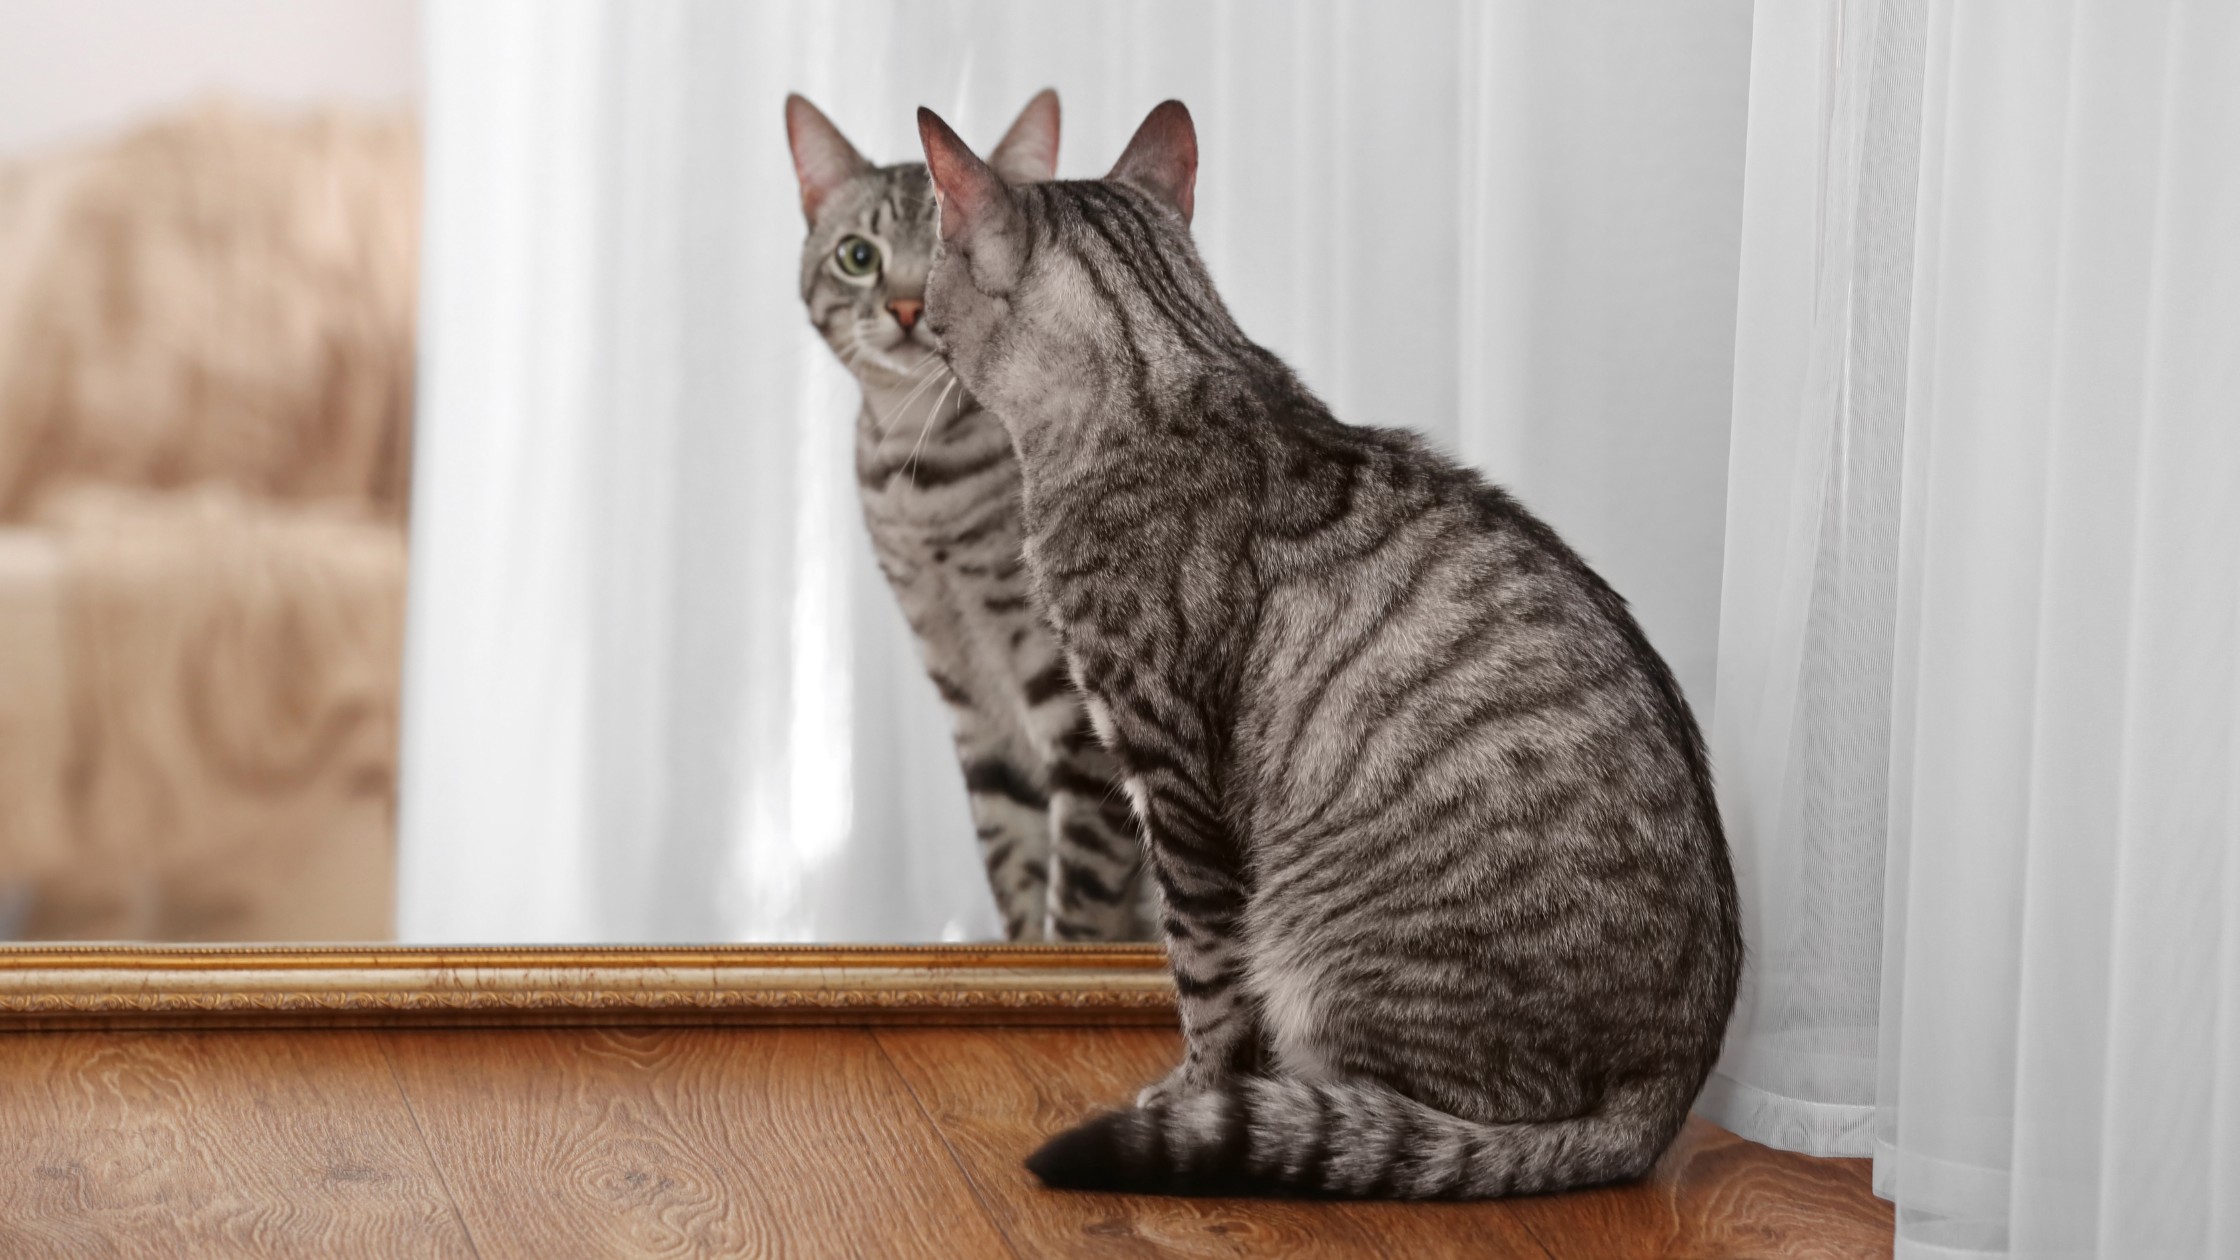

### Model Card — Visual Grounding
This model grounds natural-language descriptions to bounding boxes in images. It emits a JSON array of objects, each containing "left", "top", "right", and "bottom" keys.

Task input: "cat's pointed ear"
[
  {"left": 1107, "top": 100, "right": 1197, "bottom": 224},
  {"left": 987, "top": 88, "right": 1060, "bottom": 184},
  {"left": 785, "top": 94, "right": 870, "bottom": 224},
  {"left": 918, "top": 106, "right": 1016, "bottom": 246}
]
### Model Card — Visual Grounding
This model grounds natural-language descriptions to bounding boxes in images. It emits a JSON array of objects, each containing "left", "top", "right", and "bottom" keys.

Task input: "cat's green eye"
[{"left": 835, "top": 235, "right": 880, "bottom": 278}]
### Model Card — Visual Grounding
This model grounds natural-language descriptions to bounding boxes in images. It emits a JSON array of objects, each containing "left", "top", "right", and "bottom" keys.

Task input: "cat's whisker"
[
  {"left": 901, "top": 374, "right": 953, "bottom": 483},
  {"left": 910, "top": 366, "right": 955, "bottom": 434},
  {"left": 934, "top": 372, "right": 962, "bottom": 425},
  {"left": 888, "top": 358, "right": 952, "bottom": 418},
  {"left": 906, "top": 376, "right": 962, "bottom": 486}
]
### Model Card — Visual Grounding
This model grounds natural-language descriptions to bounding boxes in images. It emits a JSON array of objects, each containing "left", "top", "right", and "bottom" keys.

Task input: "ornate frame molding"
[{"left": 0, "top": 944, "right": 1177, "bottom": 1030}]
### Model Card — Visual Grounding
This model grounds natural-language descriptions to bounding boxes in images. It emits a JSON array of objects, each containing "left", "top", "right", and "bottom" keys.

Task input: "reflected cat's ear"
[
  {"left": 987, "top": 88, "right": 1061, "bottom": 184},
  {"left": 1108, "top": 100, "right": 1197, "bottom": 225},
  {"left": 785, "top": 94, "right": 871, "bottom": 224},
  {"left": 918, "top": 107, "right": 1016, "bottom": 248}
]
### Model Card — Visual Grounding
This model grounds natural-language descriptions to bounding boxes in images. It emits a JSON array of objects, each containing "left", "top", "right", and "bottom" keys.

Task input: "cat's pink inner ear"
[
  {"left": 785, "top": 94, "right": 868, "bottom": 222},
  {"left": 918, "top": 107, "right": 1003, "bottom": 241},
  {"left": 1108, "top": 100, "right": 1197, "bottom": 225},
  {"left": 987, "top": 88, "right": 1061, "bottom": 184}
]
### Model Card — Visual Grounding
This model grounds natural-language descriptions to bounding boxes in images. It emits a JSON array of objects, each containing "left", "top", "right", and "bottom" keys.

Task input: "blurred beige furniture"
[{"left": 0, "top": 104, "right": 418, "bottom": 940}]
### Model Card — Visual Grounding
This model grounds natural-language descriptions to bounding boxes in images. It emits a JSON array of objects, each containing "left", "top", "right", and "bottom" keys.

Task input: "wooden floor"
[{"left": 0, "top": 1026, "right": 1891, "bottom": 1258}]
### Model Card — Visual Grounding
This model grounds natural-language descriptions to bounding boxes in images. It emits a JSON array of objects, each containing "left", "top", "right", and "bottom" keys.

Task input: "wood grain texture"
[
  {"left": 0, "top": 1030, "right": 472, "bottom": 1259},
  {"left": 1503, "top": 1116, "right": 1892, "bottom": 1260},
  {"left": 0, "top": 1023, "right": 1893, "bottom": 1258},
  {"left": 875, "top": 1026, "right": 1557, "bottom": 1258},
  {"left": 878, "top": 1027, "right": 1893, "bottom": 1260},
  {"left": 382, "top": 1027, "right": 1011, "bottom": 1260}
]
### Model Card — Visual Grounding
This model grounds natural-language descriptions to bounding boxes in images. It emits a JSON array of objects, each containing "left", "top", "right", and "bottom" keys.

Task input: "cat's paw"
[
  {"left": 1134, "top": 1076, "right": 1183, "bottom": 1110},
  {"left": 1134, "top": 1065, "right": 1215, "bottom": 1110}
]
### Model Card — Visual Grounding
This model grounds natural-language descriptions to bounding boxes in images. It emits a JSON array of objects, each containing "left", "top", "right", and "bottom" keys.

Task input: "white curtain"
[
  {"left": 1709, "top": 0, "right": 2240, "bottom": 1254},
  {"left": 397, "top": 0, "right": 1753, "bottom": 943}
]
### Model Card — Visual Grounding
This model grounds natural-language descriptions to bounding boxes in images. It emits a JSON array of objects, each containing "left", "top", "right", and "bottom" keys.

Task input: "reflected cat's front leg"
[
  {"left": 1039, "top": 718, "right": 1153, "bottom": 942},
  {"left": 935, "top": 679, "right": 1055, "bottom": 941},
  {"left": 957, "top": 775, "right": 1052, "bottom": 942}
]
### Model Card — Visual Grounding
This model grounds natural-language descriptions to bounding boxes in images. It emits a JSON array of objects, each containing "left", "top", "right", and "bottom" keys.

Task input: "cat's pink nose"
[{"left": 888, "top": 298, "right": 923, "bottom": 330}]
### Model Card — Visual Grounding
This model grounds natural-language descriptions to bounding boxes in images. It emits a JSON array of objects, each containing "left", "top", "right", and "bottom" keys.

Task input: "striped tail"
[{"left": 1025, "top": 1075, "right": 1689, "bottom": 1200}]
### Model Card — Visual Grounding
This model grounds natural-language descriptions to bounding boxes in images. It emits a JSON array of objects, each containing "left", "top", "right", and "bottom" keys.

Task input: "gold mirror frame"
[{"left": 0, "top": 944, "right": 1176, "bottom": 1031}]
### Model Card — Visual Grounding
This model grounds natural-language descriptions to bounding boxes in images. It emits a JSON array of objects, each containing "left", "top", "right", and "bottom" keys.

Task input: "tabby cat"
[
  {"left": 915, "top": 100, "right": 1742, "bottom": 1197},
  {"left": 785, "top": 92, "right": 1150, "bottom": 942}
]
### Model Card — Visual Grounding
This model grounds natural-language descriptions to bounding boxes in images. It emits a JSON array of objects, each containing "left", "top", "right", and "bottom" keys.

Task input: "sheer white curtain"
[
  {"left": 1702, "top": 0, "right": 1921, "bottom": 1160},
  {"left": 1710, "top": 0, "right": 2240, "bottom": 1254},
  {"left": 397, "top": 0, "right": 1752, "bottom": 943}
]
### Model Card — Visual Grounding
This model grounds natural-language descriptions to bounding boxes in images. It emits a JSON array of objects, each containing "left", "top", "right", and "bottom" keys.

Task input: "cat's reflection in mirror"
[{"left": 785, "top": 91, "right": 1152, "bottom": 942}]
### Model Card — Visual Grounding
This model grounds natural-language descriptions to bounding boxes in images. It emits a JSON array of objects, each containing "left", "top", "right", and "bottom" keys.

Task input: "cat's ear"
[
  {"left": 918, "top": 107, "right": 1019, "bottom": 248},
  {"left": 1107, "top": 100, "right": 1197, "bottom": 225},
  {"left": 987, "top": 88, "right": 1060, "bottom": 184},
  {"left": 785, "top": 94, "right": 871, "bottom": 224}
]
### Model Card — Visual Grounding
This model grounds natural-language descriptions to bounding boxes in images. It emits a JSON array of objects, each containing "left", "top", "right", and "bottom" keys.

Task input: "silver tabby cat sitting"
[
  {"left": 916, "top": 101, "right": 1743, "bottom": 1198},
  {"left": 786, "top": 92, "right": 1152, "bottom": 942}
]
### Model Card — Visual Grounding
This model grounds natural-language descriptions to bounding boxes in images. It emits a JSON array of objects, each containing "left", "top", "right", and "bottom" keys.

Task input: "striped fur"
[
  {"left": 787, "top": 94, "right": 1152, "bottom": 941},
  {"left": 918, "top": 101, "right": 1742, "bottom": 1197}
]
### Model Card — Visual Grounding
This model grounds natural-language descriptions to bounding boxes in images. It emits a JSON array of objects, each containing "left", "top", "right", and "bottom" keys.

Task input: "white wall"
[{"left": 0, "top": 0, "right": 420, "bottom": 159}]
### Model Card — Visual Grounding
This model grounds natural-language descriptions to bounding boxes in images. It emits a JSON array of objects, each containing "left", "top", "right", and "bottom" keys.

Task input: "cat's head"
[
  {"left": 786, "top": 91, "right": 1060, "bottom": 388},
  {"left": 915, "top": 100, "right": 1218, "bottom": 428}
]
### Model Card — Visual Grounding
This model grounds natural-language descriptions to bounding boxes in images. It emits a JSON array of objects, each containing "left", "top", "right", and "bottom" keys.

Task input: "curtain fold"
[
  {"left": 1883, "top": 2, "right": 2240, "bottom": 1253},
  {"left": 398, "top": 0, "right": 1752, "bottom": 943},
  {"left": 1701, "top": 0, "right": 1921, "bottom": 1158},
  {"left": 1713, "top": 0, "right": 2240, "bottom": 1253}
]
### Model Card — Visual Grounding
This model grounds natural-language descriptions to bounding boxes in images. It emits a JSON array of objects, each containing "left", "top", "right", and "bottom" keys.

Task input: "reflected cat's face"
[
  {"left": 798, "top": 159, "right": 941, "bottom": 381},
  {"left": 785, "top": 92, "right": 1061, "bottom": 389}
]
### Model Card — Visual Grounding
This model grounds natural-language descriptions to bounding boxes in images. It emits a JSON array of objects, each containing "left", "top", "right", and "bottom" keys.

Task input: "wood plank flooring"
[{"left": 0, "top": 1026, "right": 1893, "bottom": 1258}]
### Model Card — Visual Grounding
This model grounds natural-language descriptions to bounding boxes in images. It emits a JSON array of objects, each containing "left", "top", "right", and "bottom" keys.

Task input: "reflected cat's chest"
[
  {"left": 854, "top": 403, "right": 1041, "bottom": 667},
  {"left": 854, "top": 406, "right": 1018, "bottom": 522}
]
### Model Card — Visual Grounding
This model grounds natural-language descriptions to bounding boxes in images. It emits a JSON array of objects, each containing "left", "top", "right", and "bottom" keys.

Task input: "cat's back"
[
  {"left": 1236, "top": 393, "right": 1719, "bottom": 862},
  {"left": 1233, "top": 397, "right": 1736, "bottom": 1064}
]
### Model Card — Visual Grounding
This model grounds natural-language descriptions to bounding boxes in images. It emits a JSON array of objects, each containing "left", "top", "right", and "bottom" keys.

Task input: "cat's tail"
[{"left": 1024, "top": 1074, "right": 1689, "bottom": 1200}]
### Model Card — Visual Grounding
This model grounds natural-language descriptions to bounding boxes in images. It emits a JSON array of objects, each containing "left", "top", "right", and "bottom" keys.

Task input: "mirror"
[{"left": 0, "top": 3, "right": 1750, "bottom": 953}]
